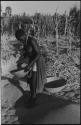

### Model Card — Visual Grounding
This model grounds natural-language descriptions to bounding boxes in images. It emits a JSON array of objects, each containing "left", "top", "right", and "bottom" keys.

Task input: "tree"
[
  {"left": 5, "top": 6, "right": 12, "bottom": 17},
  {"left": 55, "top": 10, "right": 59, "bottom": 56},
  {"left": 69, "top": 6, "right": 80, "bottom": 36},
  {"left": 64, "top": 11, "right": 68, "bottom": 36},
  {"left": 0, "top": 4, "right": 2, "bottom": 13}
]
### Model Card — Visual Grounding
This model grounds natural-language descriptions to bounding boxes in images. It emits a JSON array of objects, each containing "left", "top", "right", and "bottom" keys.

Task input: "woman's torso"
[{"left": 25, "top": 36, "right": 37, "bottom": 63}]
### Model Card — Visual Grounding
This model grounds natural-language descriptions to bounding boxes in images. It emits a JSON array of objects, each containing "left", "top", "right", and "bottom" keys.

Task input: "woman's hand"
[
  {"left": 17, "top": 63, "right": 21, "bottom": 69},
  {"left": 24, "top": 66, "right": 30, "bottom": 72}
]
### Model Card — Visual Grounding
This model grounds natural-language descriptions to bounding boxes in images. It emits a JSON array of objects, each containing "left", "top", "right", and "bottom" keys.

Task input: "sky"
[{"left": 1, "top": 1, "right": 80, "bottom": 15}]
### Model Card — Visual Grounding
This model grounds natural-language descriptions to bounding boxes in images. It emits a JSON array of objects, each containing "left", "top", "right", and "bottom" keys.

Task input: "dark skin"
[
  {"left": 24, "top": 36, "right": 40, "bottom": 72},
  {"left": 17, "top": 34, "right": 28, "bottom": 67},
  {"left": 17, "top": 34, "right": 40, "bottom": 72}
]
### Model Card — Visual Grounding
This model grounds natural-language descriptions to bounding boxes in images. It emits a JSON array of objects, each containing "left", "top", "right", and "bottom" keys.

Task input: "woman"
[{"left": 15, "top": 27, "right": 47, "bottom": 102}]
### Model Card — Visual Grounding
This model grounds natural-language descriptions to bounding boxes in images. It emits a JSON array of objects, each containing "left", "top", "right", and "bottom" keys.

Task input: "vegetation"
[
  {"left": 1, "top": 5, "right": 80, "bottom": 125},
  {"left": 1, "top": 6, "right": 80, "bottom": 37},
  {"left": 1, "top": 5, "right": 80, "bottom": 97}
]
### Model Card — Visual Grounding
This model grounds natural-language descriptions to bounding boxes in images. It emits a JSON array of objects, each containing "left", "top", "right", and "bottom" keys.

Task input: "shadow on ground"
[
  {"left": 14, "top": 92, "right": 71, "bottom": 124},
  {"left": 1, "top": 76, "right": 72, "bottom": 124}
]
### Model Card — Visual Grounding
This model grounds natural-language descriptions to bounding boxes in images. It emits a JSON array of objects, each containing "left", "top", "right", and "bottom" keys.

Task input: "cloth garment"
[
  {"left": 23, "top": 35, "right": 47, "bottom": 93},
  {"left": 36, "top": 54, "right": 47, "bottom": 93},
  {"left": 32, "top": 62, "right": 37, "bottom": 71},
  {"left": 29, "top": 54, "right": 47, "bottom": 94}
]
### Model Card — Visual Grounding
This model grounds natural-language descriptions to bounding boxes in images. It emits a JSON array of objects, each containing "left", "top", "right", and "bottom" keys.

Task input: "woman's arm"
[
  {"left": 29, "top": 38, "right": 40, "bottom": 67},
  {"left": 25, "top": 38, "right": 40, "bottom": 71}
]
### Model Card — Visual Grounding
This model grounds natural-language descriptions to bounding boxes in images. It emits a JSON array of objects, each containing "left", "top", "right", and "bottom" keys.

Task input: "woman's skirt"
[{"left": 36, "top": 55, "right": 47, "bottom": 93}]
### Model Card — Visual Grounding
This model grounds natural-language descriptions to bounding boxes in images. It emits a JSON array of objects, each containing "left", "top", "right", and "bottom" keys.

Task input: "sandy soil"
[{"left": 1, "top": 75, "right": 80, "bottom": 124}]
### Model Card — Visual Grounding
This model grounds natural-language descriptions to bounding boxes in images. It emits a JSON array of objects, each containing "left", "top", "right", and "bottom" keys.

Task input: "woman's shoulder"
[
  {"left": 28, "top": 36, "right": 32, "bottom": 41},
  {"left": 27, "top": 36, "right": 37, "bottom": 42},
  {"left": 29, "top": 36, "right": 37, "bottom": 44},
  {"left": 28, "top": 35, "right": 40, "bottom": 48}
]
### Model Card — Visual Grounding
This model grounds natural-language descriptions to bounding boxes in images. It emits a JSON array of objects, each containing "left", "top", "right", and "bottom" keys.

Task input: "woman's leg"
[
  {"left": 30, "top": 71, "right": 37, "bottom": 98},
  {"left": 30, "top": 63, "right": 37, "bottom": 99}
]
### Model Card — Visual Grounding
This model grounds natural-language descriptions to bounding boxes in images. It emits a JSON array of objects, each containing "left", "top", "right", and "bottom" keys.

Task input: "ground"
[{"left": 1, "top": 34, "right": 80, "bottom": 124}]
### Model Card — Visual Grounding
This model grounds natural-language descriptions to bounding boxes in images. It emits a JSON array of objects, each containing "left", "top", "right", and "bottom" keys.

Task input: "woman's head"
[{"left": 15, "top": 29, "right": 26, "bottom": 41}]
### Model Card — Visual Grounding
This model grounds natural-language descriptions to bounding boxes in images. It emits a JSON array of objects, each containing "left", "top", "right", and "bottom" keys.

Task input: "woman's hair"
[{"left": 15, "top": 29, "right": 25, "bottom": 40}]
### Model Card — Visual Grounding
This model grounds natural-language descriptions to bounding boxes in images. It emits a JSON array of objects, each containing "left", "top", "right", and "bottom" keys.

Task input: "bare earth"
[
  {"left": 1, "top": 35, "right": 80, "bottom": 124},
  {"left": 1, "top": 76, "right": 80, "bottom": 124}
]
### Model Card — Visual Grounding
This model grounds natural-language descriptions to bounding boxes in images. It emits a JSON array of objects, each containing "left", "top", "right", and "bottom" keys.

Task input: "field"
[
  {"left": 1, "top": 33, "right": 80, "bottom": 94},
  {"left": 1, "top": 33, "right": 80, "bottom": 124}
]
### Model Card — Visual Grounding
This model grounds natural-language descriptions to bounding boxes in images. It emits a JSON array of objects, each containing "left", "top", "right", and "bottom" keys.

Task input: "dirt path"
[{"left": 37, "top": 104, "right": 80, "bottom": 124}]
